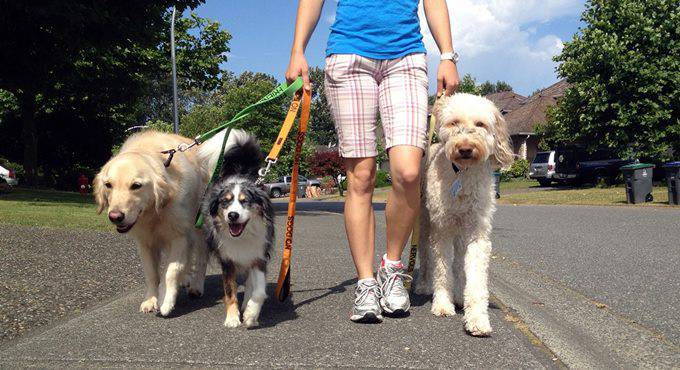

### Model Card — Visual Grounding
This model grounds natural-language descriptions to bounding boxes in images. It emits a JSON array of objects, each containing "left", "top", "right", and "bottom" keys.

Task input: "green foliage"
[
  {"left": 308, "top": 67, "right": 337, "bottom": 146},
  {"left": 502, "top": 158, "right": 529, "bottom": 179},
  {"left": 0, "top": 157, "right": 25, "bottom": 178},
  {"left": 0, "top": 2, "right": 227, "bottom": 187},
  {"left": 458, "top": 74, "right": 480, "bottom": 95},
  {"left": 145, "top": 120, "right": 173, "bottom": 133},
  {"left": 375, "top": 170, "right": 391, "bottom": 188},
  {"left": 458, "top": 75, "right": 513, "bottom": 96},
  {"left": 542, "top": 0, "right": 679, "bottom": 162}
]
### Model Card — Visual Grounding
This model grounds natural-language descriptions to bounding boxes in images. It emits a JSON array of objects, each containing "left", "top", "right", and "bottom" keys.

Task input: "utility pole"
[{"left": 171, "top": 6, "right": 179, "bottom": 134}]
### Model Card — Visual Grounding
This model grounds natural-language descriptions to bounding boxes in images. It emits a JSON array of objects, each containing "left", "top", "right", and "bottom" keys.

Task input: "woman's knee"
[
  {"left": 392, "top": 167, "right": 420, "bottom": 188},
  {"left": 348, "top": 168, "right": 376, "bottom": 194}
]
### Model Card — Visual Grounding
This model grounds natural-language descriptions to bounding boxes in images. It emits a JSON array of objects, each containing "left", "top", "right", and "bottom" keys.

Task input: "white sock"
[
  {"left": 357, "top": 277, "right": 377, "bottom": 286},
  {"left": 383, "top": 254, "right": 402, "bottom": 267}
]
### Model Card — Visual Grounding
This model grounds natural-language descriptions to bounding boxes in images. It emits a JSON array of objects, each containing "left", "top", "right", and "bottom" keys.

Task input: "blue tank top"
[{"left": 326, "top": 0, "right": 426, "bottom": 60}]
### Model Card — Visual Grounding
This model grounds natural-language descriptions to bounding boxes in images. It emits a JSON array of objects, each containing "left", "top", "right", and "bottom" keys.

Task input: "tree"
[
  {"left": 479, "top": 81, "right": 495, "bottom": 96},
  {"left": 541, "top": 0, "right": 679, "bottom": 161},
  {"left": 309, "top": 150, "right": 346, "bottom": 195},
  {"left": 0, "top": 2, "right": 233, "bottom": 187},
  {"left": 141, "top": 12, "right": 231, "bottom": 124},
  {"left": 480, "top": 80, "right": 513, "bottom": 96},
  {"left": 308, "top": 67, "right": 336, "bottom": 146},
  {"left": 457, "top": 74, "right": 480, "bottom": 95}
]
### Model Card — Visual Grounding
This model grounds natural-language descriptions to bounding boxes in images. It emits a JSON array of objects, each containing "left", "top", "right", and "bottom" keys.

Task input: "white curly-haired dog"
[{"left": 414, "top": 93, "right": 514, "bottom": 336}]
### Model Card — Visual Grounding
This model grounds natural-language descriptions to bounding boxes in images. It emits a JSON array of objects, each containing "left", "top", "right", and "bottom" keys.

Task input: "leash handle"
[
  {"left": 256, "top": 92, "right": 304, "bottom": 183},
  {"left": 275, "top": 88, "right": 311, "bottom": 302},
  {"left": 196, "top": 78, "right": 303, "bottom": 143}
]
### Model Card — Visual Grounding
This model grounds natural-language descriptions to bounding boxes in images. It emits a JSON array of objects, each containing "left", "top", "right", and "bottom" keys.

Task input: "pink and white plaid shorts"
[{"left": 324, "top": 53, "right": 429, "bottom": 158}]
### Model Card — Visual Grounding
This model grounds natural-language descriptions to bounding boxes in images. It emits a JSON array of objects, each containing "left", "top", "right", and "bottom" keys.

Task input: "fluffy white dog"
[{"left": 414, "top": 93, "right": 514, "bottom": 336}]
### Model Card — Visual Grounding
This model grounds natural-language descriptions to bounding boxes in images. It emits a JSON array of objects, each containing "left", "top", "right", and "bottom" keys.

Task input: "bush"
[
  {"left": 502, "top": 158, "right": 529, "bottom": 179},
  {"left": 375, "top": 170, "right": 391, "bottom": 188},
  {"left": 0, "top": 157, "right": 25, "bottom": 178}
]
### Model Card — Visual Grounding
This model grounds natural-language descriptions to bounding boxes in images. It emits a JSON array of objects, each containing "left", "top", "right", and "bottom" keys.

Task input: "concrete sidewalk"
[{"left": 0, "top": 209, "right": 555, "bottom": 368}]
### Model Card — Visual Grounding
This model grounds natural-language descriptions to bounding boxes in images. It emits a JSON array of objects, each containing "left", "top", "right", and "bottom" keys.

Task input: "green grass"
[
  {"left": 0, "top": 188, "right": 110, "bottom": 231},
  {"left": 500, "top": 178, "right": 541, "bottom": 191},
  {"left": 499, "top": 185, "right": 671, "bottom": 207}
]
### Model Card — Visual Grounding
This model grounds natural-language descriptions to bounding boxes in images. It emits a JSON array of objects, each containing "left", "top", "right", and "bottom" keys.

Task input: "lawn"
[
  {"left": 0, "top": 188, "right": 109, "bottom": 231},
  {"left": 498, "top": 185, "right": 671, "bottom": 207}
]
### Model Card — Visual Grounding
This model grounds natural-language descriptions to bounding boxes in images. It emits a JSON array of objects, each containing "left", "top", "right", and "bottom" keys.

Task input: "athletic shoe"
[
  {"left": 377, "top": 260, "right": 413, "bottom": 314},
  {"left": 350, "top": 279, "right": 383, "bottom": 323}
]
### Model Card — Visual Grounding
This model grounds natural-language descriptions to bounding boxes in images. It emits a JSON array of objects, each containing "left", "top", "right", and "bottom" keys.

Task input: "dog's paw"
[
  {"left": 465, "top": 314, "right": 492, "bottom": 337},
  {"left": 139, "top": 297, "right": 158, "bottom": 313},
  {"left": 159, "top": 301, "right": 175, "bottom": 317},
  {"left": 431, "top": 300, "right": 456, "bottom": 317},
  {"left": 224, "top": 315, "right": 241, "bottom": 328},
  {"left": 243, "top": 315, "right": 259, "bottom": 328}
]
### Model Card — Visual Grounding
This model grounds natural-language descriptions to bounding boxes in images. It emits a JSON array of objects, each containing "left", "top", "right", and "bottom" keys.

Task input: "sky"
[{"left": 193, "top": 0, "right": 586, "bottom": 97}]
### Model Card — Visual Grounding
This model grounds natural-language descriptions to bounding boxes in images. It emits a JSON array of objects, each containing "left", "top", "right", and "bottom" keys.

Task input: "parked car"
[
  {"left": 264, "top": 176, "right": 321, "bottom": 198},
  {"left": 0, "top": 176, "right": 10, "bottom": 192},
  {"left": 529, "top": 151, "right": 557, "bottom": 186},
  {"left": 554, "top": 147, "right": 633, "bottom": 185},
  {"left": 0, "top": 164, "right": 18, "bottom": 187}
]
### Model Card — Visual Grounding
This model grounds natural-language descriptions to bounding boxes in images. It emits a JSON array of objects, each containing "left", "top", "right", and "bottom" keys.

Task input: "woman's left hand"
[{"left": 437, "top": 60, "right": 460, "bottom": 97}]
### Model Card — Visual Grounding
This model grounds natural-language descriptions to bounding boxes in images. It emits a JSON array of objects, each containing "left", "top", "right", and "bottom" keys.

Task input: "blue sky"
[{"left": 193, "top": 0, "right": 585, "bottom": 96}]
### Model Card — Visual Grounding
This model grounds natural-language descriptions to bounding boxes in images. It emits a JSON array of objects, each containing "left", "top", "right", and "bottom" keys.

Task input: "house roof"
[
  {"left": 504, "top": 79, "right": 570, "bottom": 136},
  {"left": 486, "top": 91, "right": 527, "bottom": 115}
]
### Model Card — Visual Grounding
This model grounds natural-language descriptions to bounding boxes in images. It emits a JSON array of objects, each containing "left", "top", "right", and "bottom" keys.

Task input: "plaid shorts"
[{"left": 324, "top": 53, "right": 429, "bottom": 158}]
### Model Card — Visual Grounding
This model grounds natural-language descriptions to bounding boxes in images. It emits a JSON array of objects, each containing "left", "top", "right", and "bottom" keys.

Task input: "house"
[{"left": 488, "top": 79, "right": 570, "bottom": 162}]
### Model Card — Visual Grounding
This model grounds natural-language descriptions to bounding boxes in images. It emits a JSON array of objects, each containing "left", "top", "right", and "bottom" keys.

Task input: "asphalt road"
[{"left": 1, "top": 202, "right": 679, "bottom": 368}]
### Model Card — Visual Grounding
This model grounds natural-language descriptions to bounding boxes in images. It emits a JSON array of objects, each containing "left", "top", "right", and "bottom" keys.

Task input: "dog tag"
[{"left": 450, "top": 179, "right": 462, "bottom": 198}]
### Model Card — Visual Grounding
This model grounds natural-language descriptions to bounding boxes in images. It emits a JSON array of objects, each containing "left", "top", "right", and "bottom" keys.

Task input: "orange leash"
[{"left": 274, "top": 88, "right": 311, "bottom": 302}]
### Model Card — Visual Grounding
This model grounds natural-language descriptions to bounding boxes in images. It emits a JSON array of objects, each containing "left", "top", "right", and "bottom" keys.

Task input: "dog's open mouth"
[
  {"left": 116, "top": 221, "right": 136, "bottom": 234},
  {"left": 228, "top": 221, "right": 248, "bottom": 237}
]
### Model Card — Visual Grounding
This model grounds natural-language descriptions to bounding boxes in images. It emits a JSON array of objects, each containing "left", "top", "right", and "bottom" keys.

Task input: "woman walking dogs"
[{"left": 286, "top": 0, "right": 460, "bottom": 323}]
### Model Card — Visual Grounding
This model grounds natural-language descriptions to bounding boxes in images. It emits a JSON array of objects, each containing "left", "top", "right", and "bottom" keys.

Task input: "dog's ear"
[
  {"left": 92, "top": 171, "right": 108, "bottom": 214},
  {"left": 153, "top": 172, "right": 177, "bottom": 213},
  {"left": 208, "top": 190, "right": 221, "bottom": 217},
  {"left": 492, "top": 108, "right": 515, "bottom": 169}
]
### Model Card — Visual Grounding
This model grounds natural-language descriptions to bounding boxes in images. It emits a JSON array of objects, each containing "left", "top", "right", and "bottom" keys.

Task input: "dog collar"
[{"left": 452, "top": 163, "right": 461, "bottom": 173}]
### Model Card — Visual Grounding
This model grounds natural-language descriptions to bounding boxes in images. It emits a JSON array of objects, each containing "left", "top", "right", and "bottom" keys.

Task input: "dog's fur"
[
  {"left": 414, "top": 93, "right": 514, "bottom": 336},
  {"left": 202, "top": 134, "right": 274, "bottom": 328},
  {"left": 94, "top": 129, "right": 249, "bottom": 316}
]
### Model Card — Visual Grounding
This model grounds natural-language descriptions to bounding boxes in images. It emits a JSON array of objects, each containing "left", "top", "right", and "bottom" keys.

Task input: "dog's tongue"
[{"left": 228, "top": 223, "right": 245, "bottom": 237}]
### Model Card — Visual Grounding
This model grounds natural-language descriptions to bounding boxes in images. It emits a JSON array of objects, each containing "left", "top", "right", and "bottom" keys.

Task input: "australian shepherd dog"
[{"left": 201, "top": 133, "right": 275, "bottom": 328}]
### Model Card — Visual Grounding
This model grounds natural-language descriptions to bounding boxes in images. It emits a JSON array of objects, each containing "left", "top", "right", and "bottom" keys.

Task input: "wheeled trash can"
[
  {"left": 663, "top": 162, "right": 680, "bottom": 205},
  {"left": 620, "top": 163, "right": 655, "bottom": 204},
  {"left": 493, "top": 171, "right": 501, "bottom": 199}
]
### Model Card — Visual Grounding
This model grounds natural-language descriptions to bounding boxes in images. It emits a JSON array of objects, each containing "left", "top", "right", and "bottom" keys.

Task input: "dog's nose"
[
  {"left": 227, "top": 212, "right": 239, "bottom": 222},
  {"left": 108, "top": 210, "right": 125, "bottom": 223},
  {"left": 458, "top": 147, "right": 473, "bottom": 159}
]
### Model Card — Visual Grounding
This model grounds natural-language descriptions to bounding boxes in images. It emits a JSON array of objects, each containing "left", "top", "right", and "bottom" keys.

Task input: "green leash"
[{"left": 190, "top": 78, "right": 304, "bottom": 228}]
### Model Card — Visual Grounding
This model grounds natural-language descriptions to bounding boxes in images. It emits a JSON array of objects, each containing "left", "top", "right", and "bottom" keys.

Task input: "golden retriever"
[{"left": 94, "top": 129, "right": 246, "bottom": 316}]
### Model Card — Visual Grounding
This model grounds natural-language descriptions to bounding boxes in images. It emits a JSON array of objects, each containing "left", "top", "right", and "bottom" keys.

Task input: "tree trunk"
[{"left": 20, "top": 92, "right": 38, "bottom": 187}]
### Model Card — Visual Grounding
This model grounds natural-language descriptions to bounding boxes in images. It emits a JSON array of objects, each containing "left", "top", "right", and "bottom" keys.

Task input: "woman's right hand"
[{"left": 285, "top": 50, "right": 311, "bottom": 91}]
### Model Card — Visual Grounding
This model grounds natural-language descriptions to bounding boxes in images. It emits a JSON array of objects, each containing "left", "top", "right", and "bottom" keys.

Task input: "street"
[{"left": 0, "top": 203, "right": 678, "bottom": 368}]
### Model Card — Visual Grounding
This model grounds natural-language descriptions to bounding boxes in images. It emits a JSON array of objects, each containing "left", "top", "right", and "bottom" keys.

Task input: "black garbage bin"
[
  {"left": 663, "top": 162, "right": 680, "bottom": 205},
  {"left": 493, "top": 171, "right": 501, "bottom": 199},
  {"left": 620, "top": 163, "right": 655, "bottom": 204}
]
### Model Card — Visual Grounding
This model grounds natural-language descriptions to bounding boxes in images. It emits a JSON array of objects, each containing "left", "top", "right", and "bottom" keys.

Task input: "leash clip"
[
  {"left": 161, "top": 149, "right": 176, "bottom": 168},
  {"left": 256, "top": 158, "right": 277, "bottom": 185},
  {"left": 177, "top": 137, "right": 202, "bottom": 152}
]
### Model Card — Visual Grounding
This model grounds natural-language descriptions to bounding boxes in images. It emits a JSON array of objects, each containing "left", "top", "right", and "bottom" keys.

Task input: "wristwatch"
[{"left": 440, "top": 51, "right": 459, "bottom": 64}]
